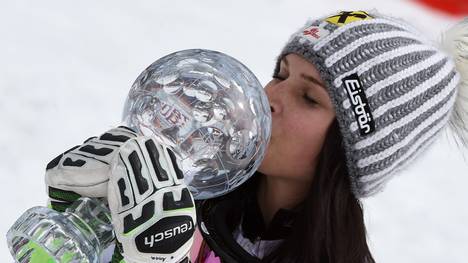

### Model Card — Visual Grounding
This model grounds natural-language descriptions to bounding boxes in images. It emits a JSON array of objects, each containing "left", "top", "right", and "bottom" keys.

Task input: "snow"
[{"left": 1, "top": 0, "right": 467, "bottom": 262}]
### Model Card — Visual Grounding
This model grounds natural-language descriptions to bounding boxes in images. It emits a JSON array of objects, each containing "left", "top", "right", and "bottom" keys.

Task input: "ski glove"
[
  {"left": 45, "top": 126, "right": 138, "bottom": 212},
  {"left": 45, "top": 126, "right": 195, "bottom": 263},
  {"left": 107, "top": 135, "right": 196, "bottom": 263}
]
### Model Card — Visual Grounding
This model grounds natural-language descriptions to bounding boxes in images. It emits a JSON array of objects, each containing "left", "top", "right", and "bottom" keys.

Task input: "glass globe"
[{"left": 122, "top": 49, "right": 271, "bottom": 200}]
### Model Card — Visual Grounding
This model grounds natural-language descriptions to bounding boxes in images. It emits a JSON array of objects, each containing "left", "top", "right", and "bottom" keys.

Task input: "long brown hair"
[{"left": 263, "top": 118, "right": 375, "bottom": 263}]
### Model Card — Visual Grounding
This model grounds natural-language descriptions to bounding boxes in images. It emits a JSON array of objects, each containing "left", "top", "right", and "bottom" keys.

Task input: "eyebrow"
[
  {"left": 282, "top": 57, "right": 327, "bottom": 92},
  {"left": 283, "top": 57, "right": 289, "bottom": 67},
  {"left": 300, "top": 73, "right": 328, "bottom": 92}
]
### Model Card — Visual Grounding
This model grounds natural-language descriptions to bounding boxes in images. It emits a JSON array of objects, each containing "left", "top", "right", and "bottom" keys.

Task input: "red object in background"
[{"left": 414, "top": 0, "right": 468, "bottom": 16}]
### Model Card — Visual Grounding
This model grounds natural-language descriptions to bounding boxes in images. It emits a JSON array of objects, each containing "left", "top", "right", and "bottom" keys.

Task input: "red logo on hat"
[{"left": 303, "top": 27, "right": 321, "bottom": 39}]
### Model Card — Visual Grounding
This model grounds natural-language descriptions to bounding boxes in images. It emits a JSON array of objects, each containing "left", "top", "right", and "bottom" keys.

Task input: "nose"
[
  {"left": 265, "top": 81, "right": 282, "bottom": 115},
  {"left": 269, "top": 99, "right": 278, "bottom": 114}
]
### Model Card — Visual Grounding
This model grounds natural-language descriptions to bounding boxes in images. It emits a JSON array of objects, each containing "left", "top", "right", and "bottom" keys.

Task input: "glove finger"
[
  {"left": 75, "top": 126, "right": 138, "bottom": 164},
  {"left": 45, "top": 126, "right": 138, "bottom": 198},
  {"left": 114, "top": 138, "right": 156, "bottom": 211},
  {"left": 159, "top": 145, "right": 185, "bottom": 186},
  {"left": 45, "top": 151, "right": 112, "bottom": 197},
  {"left": 140, "top": 138, "right": 178, "bottom": 189},
  {"left": 94, "top": 126, "right": 138, "bottom": 146}
]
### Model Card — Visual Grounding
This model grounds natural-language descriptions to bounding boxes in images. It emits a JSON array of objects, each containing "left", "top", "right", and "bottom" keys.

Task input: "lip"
[
  {"left": 269, "top": 116, "right": 276, "bottom": 134},
  {"left": 266, "top": 129, "right": 274, "bottom": 147}
]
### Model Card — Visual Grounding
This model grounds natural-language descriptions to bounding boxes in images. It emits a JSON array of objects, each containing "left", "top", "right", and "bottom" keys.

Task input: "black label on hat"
[{"left": 342, "top": 73, "right": 375, "bottom": 136}]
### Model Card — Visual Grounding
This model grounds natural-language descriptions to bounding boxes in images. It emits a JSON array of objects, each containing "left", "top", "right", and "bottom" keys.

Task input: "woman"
[
  {"left": 40, "top": 9, "right": 467, "bottom": 263},
  {"left": 193, "top": 10, "right": 468, "bottom": 263}
]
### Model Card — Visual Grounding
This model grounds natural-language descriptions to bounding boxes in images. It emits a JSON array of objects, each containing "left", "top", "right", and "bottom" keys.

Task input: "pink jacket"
[{"left": 190, "top": 229, "right": 221, "bottom": 263}]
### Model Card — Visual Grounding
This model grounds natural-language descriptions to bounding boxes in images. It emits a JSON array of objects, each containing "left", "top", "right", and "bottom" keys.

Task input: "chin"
[
  {"left": 257, "top": 148, "right": 271, "bottom": 173},
  {"left": 256, "top": 156, "right": 275, "bottom": 176},
  {"left": 257, "top": 160, "right": 267, "bottom": 174}
]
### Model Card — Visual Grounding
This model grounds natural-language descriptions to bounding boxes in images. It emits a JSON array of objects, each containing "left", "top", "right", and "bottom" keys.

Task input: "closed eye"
[
  {"left": 272, "top": 73, "right": 286, "bottom": 81},
  {"left": 304, "top": 94, "right": 317, "bottom": 105}
]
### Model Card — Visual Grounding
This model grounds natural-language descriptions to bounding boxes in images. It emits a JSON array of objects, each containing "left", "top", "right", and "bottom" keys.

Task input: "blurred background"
[{"left": 1, "top": 0, "right": 467, "bottom": 262}]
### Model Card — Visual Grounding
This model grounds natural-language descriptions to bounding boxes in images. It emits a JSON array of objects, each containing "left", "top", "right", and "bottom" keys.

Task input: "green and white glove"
[
  {"left": 45, "top": 126, "right": 138, "bottom": 212},
  {"left": 107, "top": 135, "right": 196, "bottom": 263}
]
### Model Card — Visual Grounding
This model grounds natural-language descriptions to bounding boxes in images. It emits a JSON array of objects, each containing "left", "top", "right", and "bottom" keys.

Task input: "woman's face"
[{"left": 258, "top": 53, "right": 336, "bottom": 183}]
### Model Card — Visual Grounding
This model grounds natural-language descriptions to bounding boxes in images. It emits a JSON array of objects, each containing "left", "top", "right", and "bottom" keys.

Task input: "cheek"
[
  {"left": 262, "top": 111, "right": 332, "bottom": 179},
  {"left": 286, "top": 119, "right": 327, "bottom": 164}
]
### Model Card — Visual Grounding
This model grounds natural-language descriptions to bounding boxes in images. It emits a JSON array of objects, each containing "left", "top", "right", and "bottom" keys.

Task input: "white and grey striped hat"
[{"left": 275, "top": 11, "right": 468, "bottom": 198}]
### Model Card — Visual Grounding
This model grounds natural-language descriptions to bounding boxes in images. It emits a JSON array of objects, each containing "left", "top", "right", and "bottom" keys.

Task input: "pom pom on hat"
[{"left": 442, "top": 18, "right": 468, "bottom": 151}]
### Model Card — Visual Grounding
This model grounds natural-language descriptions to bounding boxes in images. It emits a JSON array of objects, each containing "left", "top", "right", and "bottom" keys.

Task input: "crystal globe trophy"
[
  {"left": 7, "top": 49, "right": 271, "bottom": 262},
  {"left": 7, "top": 197, "right": 114, "bottom": 263},
  {"left": 123, "top": 49, "right": 272, "bottom": 200}
]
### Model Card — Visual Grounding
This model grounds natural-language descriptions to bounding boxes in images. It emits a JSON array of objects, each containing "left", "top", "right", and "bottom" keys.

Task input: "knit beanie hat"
[{"left": 275, "top": 11, "right": 468, "bottom": 198}]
